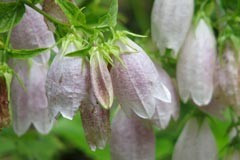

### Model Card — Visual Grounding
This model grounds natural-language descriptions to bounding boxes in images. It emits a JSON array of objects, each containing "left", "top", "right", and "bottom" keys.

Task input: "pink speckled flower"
[
  {"left": 111, "top": 38, "right": 171, "bottom": 119},
  {"left": 10, "top": 5, "right": 56, "bottom": 136},
  {"left": 177, "top": 19, "right": 217, "bottom": 106}
]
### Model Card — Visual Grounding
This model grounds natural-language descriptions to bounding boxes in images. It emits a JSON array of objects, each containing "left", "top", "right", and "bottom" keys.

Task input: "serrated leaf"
[
  {"left": 0, "top": 2, "right": 25, "bottom": 33},
  {"left": 55, "top": 0, "right": 86, "bottom": 26},
  {"left": 7, "top": 48, "right": 49, "bottom": 59},
  {"left": 98, "top": 0, "right": 118, "bottom": 28}
]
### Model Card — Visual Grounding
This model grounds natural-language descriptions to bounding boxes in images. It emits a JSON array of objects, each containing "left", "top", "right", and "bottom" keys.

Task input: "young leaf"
[
  {"left": 0, "top": 2, "right": 25, "bottom": 33},
  {"left": 98, "top": 0, "right": 118, "bottom": 28},
  {"left": 7, "top": 48, "right": 49, "bottom": 59},
  {"left": 55, "top": 0, "right": 86, "bottom": 26}
]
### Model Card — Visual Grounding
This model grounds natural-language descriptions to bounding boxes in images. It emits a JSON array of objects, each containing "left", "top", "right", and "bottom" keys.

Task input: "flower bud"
[
  {"left": 110, "top": 109, "right": 155, "bottom": 160},
  {"left": 151, "top": 0, "right": 194, "bottom": 56},
  {"left": 10, "top": 5, "right": 56, "bottom": 136},
  {"left": 173, "top": 118, "right": 218, "bottom": 160},
  {"left": 46, "top": 43, "right": 89, "bottom": 120},
  {"left": 90, "top": 51, "right": 113, "bottom": 109},
  {"left": 80, "top": 89, "right": 110, "bottom": 151},
  {"left": 177, "top": 19, "right": 217, "bottom": 106},
  {"left": 43, "top": 0, "right": 69, "bottom": 31},
  {"left": 111, "top": 38, "right": 171, "bottom": 119},
  {"left": 152, "top": 64, "right": 179, "bottom": 129},
  {"left": 0, "top": 77, "right": 10, "bottom": 129}
]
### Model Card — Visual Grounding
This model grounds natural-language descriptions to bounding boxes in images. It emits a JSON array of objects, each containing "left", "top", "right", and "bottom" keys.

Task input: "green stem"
[
  {"left": 3, "top": 11, "right": 17, "bottom": 63},
  {"left": 24, "top": 1, "right": 69, "bottom": 27}
]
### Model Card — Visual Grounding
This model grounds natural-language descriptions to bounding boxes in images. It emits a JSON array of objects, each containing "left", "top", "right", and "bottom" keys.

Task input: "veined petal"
[
  {"left": 90, "top": 52, "right": 113, "bottom": 109},
  {"left": 111, "top": 38, "right": 171, "bottom": 119},
  {"left": 9, "top": 5, "right": 56, "bottom": 136},
  {"left": 152, "top": 64, "right": 179, "bottom": 129},
  {"left": 80, "top": 89, "right": 111, "bottom": 151},
  {"left": 151, "top": 0, "right": 194, "bottom": 56},
  {"left": 46, "top": 54, "right": 89, "bottom": 120},
  {"left": 10, "top": 5, "right": 56, "bottom": 63},
  {"left": 173, "top": 118, "right": 218, "bottom": 160},
  {"left": 10, "top": 60, "right": 54, "bottom": 136},
  {"left": 177, "top": 19, "right": 216, "bottom": 106},
  {"left": 110, "top": 109, "right": 155, "bottom": 160}
]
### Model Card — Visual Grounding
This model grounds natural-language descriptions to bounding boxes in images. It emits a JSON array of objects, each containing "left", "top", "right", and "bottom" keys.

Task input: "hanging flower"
[
  {"left": 46, "top": 41, "right": 89, "bottom": 120},
  {"left": 90, "top": 50, "right": 113, "bottom": 109},
  {"left": 111, "top": 37, "right": 171, "bottom": 119},
  {"left": 9, "top": 5, "right": 56, "bottom": 136},
  {"left": 80, "top": 88, "right": 111, "bottom": 151},
  {"left": 151, "top": 63, "right": 179, "bottom": 129},
  {"left": 177, "top": 19, "right": 217, "bottom": 106},
  {"left": 110, "top": 109, "right": 155, "bottom": 160},
  {"left": 172, "top": 118, "right": 218, "bottom": 160},
  {"left": 151, "top": 0, "right": 194, "bottom": 56}
]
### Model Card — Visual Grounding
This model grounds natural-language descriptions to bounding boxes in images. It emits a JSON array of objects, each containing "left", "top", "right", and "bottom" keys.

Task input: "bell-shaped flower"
[
  {"left": 111, "top": 38, "right": 171, "bottom": 119},
  {"left": 177, "top": 19, "right": 217, "bottom": 106},
  {"left": 151, "top": 64, "right": 179, "bottom": 129},
  {"left": 215, "top": 45, "right": 240, "bottom": 108},
  {"left": 151, "top": 0, "right": 194, "bottom": 56},
  {"left": 10, "top": 60, "right": 54, "bottom": 136},
  {"left": 80, "top": 88, "right": 111, "bottom": 151},
  {"left": 172, "top": 118, "right": 218, "bottom": 160},
  {"left": 90, "top": 50, "right": 113, "bottom": 109},
  {"left": 9, "top": 5, "right": 56, "bottom": 136},
  {"left": 0, "top": 76, "right": 10, "bottom": 129},
  {"left": 46, "top": 42, "right": 89, "bottom": 120},
  {"left": 110, "top": 109, "right": 155, "bottom": 160}
]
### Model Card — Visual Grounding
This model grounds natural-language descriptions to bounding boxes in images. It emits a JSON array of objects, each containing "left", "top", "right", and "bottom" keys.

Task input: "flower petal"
[
  {"left": 151, "top": 0, "right": 194, "bottom": 56},
  {"left": 177, "top": 19, "right": 216, "bottom": 106},
  {"left": 111, "top": 38, "right": 171, "bottom": 119},
  {"left": 152, "top": 64, "right": 179, "bottom": 129},
  {"left": 10, "top": 60, "right": 54, "bottom": 136},
  {"left": 46, "top": 54, "right": 89, "bottom": 120},
  {"left": 90, "top": 52, "right": 113, "bottom": 109},
  {"left": 173, "top": 118, "right": 218, "bottom": 160},
  {"left": 80, "top": 89, "right": 111, "bottom": 151},
  {"left": 110, "top": 109, "right": 155, "bottom": 160}
]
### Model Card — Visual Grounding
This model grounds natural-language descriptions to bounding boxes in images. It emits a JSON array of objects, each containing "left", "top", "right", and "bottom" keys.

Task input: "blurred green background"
[{"left": 0, "top": 0, "right": 239, "bottom": 159}]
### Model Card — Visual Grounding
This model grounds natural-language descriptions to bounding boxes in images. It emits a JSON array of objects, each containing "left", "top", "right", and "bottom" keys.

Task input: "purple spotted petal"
[
  {"left": 46, "top": 50, "right": 89, "bottom": 120},
  {"left": 80, "top": 89, "right": 110, "bottom": 151},
  {"left": 111, "top": 38, "right": 171, "bottom": 119},
  {"left": 151, "top": 0, "right": 194, "bottom": 56},
  {"left": 9, "top": 5, "right": 56, "bottom": 136},
  {"left": 10, "top": 60, "right": 54, "bottom": 136},
  {"left": 10, "top": 5, "right": 56, "bottom": 63},
  {"left": 152, "top": 64, "right": 179, "bottom": 129},
  {"left": 110, "top": 109, "right": 155, "bottom": 160},
  {"left": 177, "top": 19, "right": 217, "bottom": 106},
  {"left": 173, "top": 118, "right": 218, "bottom": 160},
  {"left": 90, "top": 52, "right": 113, "bottom": 109}
]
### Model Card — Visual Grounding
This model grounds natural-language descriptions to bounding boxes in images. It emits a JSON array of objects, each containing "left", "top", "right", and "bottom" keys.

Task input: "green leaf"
[
  {"left": 98, "top": 0, "right": 118, "bottom": 28},
  {"left": 7, "top": 48, "right": 49, "bottom": 59},
  {"left": 65, "top": 46, "right": 90, "bottom": 57},
  {"left": 0, "top": 2, "right": 25, "bottom": 33},
  {"left": 55, "top": 0, "right": 86, "bottom": 26}
]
